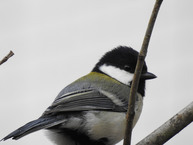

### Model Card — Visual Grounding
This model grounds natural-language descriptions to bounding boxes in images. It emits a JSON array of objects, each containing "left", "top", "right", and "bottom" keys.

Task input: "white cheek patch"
[{"left": 99, "top": 64, "right": 134, "bottom": 85}]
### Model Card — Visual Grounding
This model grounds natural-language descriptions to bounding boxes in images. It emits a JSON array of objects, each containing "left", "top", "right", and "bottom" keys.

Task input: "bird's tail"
[{"left": 1, "top": 116, "right": 66, "bottom": 141}]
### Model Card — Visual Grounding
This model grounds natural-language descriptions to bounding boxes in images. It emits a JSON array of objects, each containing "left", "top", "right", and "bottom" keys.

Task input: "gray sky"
[{"left": 0, "top": 0, "right": 193, "bottom": 145}]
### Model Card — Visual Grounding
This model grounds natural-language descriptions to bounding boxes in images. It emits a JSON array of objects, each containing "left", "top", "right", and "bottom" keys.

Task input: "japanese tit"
[{"left": 2, "top": 46, "right": 156, "bottom": 145}]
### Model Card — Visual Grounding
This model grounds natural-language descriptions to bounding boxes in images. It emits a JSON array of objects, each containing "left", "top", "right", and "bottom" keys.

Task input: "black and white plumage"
[{"left": 1, "top": 46, "right": 156, "bottom": 145}]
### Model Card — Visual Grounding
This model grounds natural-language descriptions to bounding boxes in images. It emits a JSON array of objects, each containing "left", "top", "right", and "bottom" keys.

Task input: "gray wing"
[
  {"left": 1, "top": 73, "right": 130, "bottom": 141},
  {"left": 2, "top": 87, "right": 127, "bottom": 141},
  {"left": 43, "top": 88, "right": 128, "bottom": 116}
]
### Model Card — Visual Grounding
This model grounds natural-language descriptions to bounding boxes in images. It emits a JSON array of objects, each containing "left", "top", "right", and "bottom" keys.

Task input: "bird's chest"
[
  {"left": 84, "top": 111, "right": 126, "bottom": 145},
  {"left": 83, "top": 95, "right": 143, "bottom": 145}
]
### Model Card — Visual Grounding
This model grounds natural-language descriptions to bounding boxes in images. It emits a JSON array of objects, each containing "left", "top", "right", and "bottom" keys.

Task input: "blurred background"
[{"left": 0, "top": 0, "right": 193, "bottom": 145}]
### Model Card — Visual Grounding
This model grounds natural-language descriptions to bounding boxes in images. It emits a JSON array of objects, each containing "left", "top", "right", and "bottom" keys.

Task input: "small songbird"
[{"left": 1, "top": 46, "right": 156, "bottom": 145}]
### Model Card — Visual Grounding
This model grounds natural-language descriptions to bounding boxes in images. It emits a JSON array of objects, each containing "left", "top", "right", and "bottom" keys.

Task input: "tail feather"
[{"left": 1, "top": 116, "right": 66, "bottom": 141}]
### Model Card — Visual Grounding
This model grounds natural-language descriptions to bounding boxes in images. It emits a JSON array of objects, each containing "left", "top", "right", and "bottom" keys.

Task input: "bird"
[{"left": 1, "top": 46, "right": 156, "bottom": 145}]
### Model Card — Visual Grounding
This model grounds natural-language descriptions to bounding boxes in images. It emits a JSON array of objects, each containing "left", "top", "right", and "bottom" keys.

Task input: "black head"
[{"left": 92, "top": 46, "right": 156, "bottom": 96}]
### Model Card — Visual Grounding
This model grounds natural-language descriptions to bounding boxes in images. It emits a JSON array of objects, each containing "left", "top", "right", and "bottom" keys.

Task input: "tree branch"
[
  {"left": 136, "top": 101, "right": 193, "bottom": 145},
  {"left": 0, "top": 51, "right": 14, "bottom": 65},
  {"left": 123, "top": 0, "right": 163, "bottom": 145}
]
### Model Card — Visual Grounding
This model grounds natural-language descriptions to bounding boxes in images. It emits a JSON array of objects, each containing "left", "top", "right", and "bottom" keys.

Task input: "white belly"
[{"left": 84, "top": 94, "right": 143, "bottom": 145}]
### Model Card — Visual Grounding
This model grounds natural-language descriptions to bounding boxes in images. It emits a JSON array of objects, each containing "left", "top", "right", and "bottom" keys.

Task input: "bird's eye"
[{"left": 124, "top": 65, "right": 131, "bottom": 71}]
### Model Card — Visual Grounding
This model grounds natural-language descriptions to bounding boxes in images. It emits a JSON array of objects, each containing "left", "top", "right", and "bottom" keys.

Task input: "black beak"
[{"left": 140, "top": 72, "right": 157, "bottom": 80}]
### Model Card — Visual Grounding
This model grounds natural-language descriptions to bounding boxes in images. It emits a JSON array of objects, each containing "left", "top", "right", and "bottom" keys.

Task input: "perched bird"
[{"left": 1, "top": 46, "right": 156, "bottom": 145}]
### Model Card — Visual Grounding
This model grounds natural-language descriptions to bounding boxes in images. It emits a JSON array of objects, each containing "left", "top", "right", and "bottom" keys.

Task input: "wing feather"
[
  {"left": 43, "top": 89, "right": 126, "bottom": 116},
  {"left": 42, "top": 73, "right": 129, "bottom": 116}
]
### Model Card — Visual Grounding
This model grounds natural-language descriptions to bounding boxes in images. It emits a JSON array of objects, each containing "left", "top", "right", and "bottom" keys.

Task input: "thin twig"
[
  {"left": 123, "top": 0, "right": 163, "bottom": 145},
  {"left": 136, "top": 101, "right": 193, "bottom": 145},
  {"left": 0, "top": 51, "right": 14, "bottom": 65}
]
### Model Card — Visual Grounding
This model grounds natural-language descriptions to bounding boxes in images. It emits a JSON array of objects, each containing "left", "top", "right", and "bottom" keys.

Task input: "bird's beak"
[{"left": 140, "top": 72, "right": 157, "bottom": 80}]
